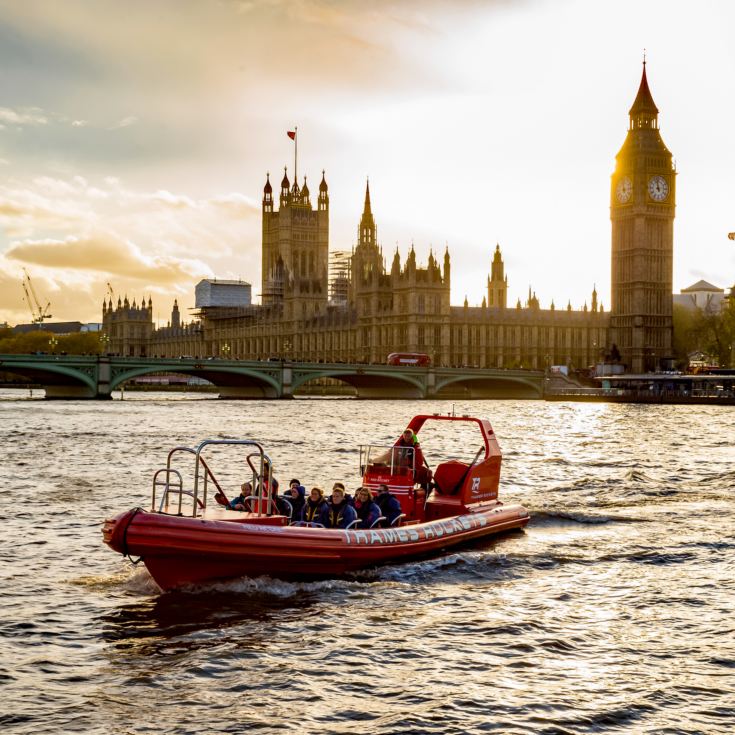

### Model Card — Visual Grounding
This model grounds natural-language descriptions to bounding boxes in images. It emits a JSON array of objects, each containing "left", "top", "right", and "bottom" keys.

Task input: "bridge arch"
[
  {"left": 291, "top": 368, "right": 425, "bottom": 399},
  {"left": 434, "top": 373, "right": 542, "bottom": 399},
  {"left": 110, "top": 365, "right": 281, "bottom": 398},
  {"left": 0, "top": 359, "right": 98, "bottom": 398}
]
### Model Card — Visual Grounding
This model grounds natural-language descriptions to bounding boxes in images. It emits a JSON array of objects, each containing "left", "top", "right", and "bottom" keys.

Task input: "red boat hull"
[{"left": 103, "top": 504, "right": 529, "bottom": 591}]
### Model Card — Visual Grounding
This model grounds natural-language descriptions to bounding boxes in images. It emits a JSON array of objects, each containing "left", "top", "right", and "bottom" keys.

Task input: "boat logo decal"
[
  {"left": 471, "top": 477, "right": 481, "bottom": 495},
  {"left": 343, "top": 513, "right": 489, "bottom": 545}
]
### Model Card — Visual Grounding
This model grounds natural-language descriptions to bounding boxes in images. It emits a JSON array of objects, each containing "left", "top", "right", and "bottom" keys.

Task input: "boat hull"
[{"left": 103, "top": 503, "right": 529, "bottom": 591}]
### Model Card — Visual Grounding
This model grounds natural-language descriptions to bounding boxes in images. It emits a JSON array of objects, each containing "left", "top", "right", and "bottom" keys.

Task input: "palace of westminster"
[{"left": 102, "top": 64, "right": 675, "bottom": 374}]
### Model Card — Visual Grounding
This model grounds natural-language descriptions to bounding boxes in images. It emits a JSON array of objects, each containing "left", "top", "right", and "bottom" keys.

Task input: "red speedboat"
[{"left": 103, "top": 415, "right": 529, "bottom": 591}]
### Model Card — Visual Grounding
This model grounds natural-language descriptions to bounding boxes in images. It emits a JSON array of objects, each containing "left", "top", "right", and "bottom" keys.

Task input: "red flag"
[{"left": 287, "top": 130, "right": 296, "bottom": 140}]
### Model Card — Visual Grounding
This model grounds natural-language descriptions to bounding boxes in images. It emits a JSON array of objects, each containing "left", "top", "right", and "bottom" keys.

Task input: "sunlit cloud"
[
  {"left": 0, "top": 172, "right": 262, "bottom": 322},
  {"left": 6, "top": 231, "right": 211, "bottom": 283},
  {"left": 111, "top": 115, "right": 138, "bottom": 129},
  {"left": 150, "top": 190, "right": 198, "bottom": 209},
  {"left": 0, "top": 106, "right": 49, "bottom": 126}
]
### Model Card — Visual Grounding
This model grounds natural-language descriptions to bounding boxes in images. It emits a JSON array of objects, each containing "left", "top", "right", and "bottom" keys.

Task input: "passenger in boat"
[
  {"left": 283, "top": 479, "right": 306, "bottom": 521},
  {"left": 228, "top": 482, "right": 253, "bottom": 511},
  {"left": 300, "top": 487, "right": 328, "bottom": 524},
  {"left": 375, "top": 484, "right": 402, "bottom": 526},
  {"left": 252, "top": 465, "right": 283, "bottom": 514},
  {"left": 353, "top": 487, "right": 382, "bottom": 529},
  {"left": 321, "top": 484, "right": 357, "bottom": 529},
  {"left": 257, "top": 465, "right": 279, "bottom": 496},
  {"left": 331, "top": 481, "right": 353, "bottom": 506}
]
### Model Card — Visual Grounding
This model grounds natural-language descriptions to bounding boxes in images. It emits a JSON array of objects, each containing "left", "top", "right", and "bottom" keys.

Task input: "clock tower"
[{"left": 610, "top": 61, "right": 675, "bottom": 373}]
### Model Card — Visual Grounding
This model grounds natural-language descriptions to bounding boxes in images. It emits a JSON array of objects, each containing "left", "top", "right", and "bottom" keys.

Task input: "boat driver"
[{"left": 395, "top": 429, "right": 432, "bottom": 489}]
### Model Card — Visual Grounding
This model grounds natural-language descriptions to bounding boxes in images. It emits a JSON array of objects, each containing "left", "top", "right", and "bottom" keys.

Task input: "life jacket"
[
  {"left": 327, "top": 501, "right": 350, "bottom": 528},
  {"left": 303, "top": 498, "right": 324, "bottom": 523}
]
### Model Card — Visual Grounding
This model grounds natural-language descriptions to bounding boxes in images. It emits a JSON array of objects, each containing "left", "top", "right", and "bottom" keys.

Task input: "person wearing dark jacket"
[
  {"left": 320, "top": 485, "right": 357, "bottom": 529},
  {"left": 228, "top": 482, "right": 253, "bottom": 511},
  {"left": 353, "top": 487, "right": 382, "bottom": 529},
  {"left": 375, "top": 483, "right": 403, "bottom": 526},
  {"left": 300, "top": 487, "right": 328, "bottom": 524},
  {"left": 282, "top": 479, "right": 306, "bottom": 522}
]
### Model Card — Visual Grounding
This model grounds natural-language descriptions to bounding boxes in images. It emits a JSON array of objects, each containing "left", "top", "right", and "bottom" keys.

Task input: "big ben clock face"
[
  {"left": 616, "top": 176, "right": 632, "bottom": 203},
  {"left": 648, "top": 175, "right": 669, "bottom": 202}
]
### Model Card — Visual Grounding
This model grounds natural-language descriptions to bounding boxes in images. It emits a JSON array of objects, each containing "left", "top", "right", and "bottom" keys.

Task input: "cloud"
[
  {"left": 0, "top": 106, "right": 48, "bottom": 126},
  {"left": 150, "top": 190, "right": 198, "bottom": 209},
  {"left": 111, "top": 115, "right": 138, "bottom": 129},
  {"left": 209, "top": 193, "right": 260, "bottom": 215},
  {"left": 0, "top": 200, "right": 30, "bottom": 218},
  {"left": 6, "top": 232, "right": 211, "bottom": 284}
]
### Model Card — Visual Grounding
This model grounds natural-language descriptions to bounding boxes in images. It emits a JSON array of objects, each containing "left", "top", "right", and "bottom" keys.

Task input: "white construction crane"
[{"left": 21, "top": 269, "right": 52, "bottom": 327}]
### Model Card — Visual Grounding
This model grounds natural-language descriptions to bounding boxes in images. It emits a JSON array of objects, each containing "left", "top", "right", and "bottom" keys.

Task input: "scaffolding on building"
[
  {"left": 261, "top": 262, "right": 286, "bottom": 304},
  {"left": 329, "top": 251, "right": 351, "bottom": 307}
]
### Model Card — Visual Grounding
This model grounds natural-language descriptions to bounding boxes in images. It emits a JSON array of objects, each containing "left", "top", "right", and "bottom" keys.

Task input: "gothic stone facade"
[{"left": 109, "top": 177, "right": 607, "bottom": 369}]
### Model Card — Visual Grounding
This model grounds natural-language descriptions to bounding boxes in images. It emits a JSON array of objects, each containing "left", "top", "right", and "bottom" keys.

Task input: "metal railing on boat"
[{"left": 151, "top": 439, "right": 275, "bottom": 518}]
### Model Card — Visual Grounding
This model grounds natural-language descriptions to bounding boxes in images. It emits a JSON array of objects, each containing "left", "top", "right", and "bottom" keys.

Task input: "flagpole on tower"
[{"left": 287, "top": 128, "right": 298, "bottom": 186}]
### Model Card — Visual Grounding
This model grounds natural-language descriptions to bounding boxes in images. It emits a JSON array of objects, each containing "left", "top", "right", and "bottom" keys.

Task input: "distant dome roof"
[{"left": 681, "top": 280, "right": 723, "bottom": 293}]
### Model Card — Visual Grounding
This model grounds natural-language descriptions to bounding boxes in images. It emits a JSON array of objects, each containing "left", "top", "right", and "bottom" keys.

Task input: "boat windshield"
[{"left": 360, "top": 444, "right": 415, "bottom": 478}]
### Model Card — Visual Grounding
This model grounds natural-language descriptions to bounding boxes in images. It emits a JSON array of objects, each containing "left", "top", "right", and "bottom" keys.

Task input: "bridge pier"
[
  {"left": 97, "top": 356, "right": 112, "bottom": 398},
  {"left": 425, "top": 369, "right": 437, "bottom": 399},
  {"left": 43, "top": 385, "right": 112, "bottom": 399}
]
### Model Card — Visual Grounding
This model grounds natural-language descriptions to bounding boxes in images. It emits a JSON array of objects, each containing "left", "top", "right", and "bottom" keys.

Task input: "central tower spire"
[{"left": 358, "top": 179, "right": 376, "bottom": 247}]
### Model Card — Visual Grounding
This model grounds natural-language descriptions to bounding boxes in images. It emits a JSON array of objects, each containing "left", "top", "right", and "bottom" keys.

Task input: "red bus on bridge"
[{"left": 387, "top": 352, "right": 431, "bottom": 367}]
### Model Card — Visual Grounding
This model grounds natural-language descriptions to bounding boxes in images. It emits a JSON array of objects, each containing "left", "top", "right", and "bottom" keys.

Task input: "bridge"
[{"left": 0, "top": 354, "right": 544, "bottom": 400}]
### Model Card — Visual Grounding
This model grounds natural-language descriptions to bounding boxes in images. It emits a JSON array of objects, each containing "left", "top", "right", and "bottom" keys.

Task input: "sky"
[{"left": 1, "top": 0, "right": 734, "bottom": 327}]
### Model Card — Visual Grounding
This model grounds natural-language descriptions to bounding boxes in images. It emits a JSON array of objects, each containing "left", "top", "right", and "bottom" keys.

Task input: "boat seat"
[{"left": 432, "top": 460, "right": 468, "bottom": 494}]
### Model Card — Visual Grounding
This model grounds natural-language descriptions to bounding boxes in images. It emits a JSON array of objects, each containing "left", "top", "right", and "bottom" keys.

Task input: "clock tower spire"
[{"left": 609, "top": 60, "right": 675, "bottom": 373}]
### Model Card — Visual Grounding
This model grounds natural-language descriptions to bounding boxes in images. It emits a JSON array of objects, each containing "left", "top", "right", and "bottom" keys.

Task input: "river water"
[{"left": 0, "top": 392, "right": 733, "bottom": 734}]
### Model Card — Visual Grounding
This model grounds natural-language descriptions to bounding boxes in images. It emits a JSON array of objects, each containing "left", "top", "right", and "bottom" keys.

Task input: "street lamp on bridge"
[
  {"left": 48, "top": 337, "right": 58, "bottom": 353},
  {"left": 221, "top": 343, "right": 231, "bottom": 359}
]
